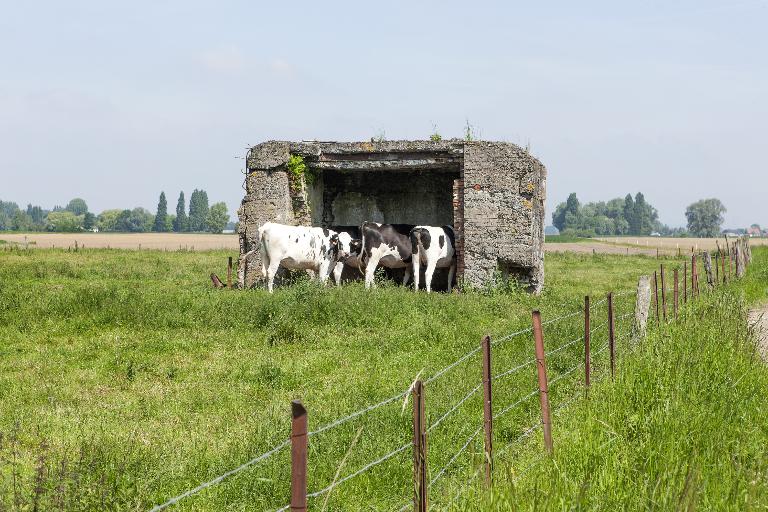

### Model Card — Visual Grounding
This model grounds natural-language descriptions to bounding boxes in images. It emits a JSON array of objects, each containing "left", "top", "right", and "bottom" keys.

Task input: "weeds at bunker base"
[{"left": 237, "top": 140, "right": 546, "bottom": 292}]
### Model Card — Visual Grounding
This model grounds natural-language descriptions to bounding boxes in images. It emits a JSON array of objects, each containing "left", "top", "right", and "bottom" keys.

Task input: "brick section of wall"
[{"left": 452, "top": 178, "right": 465, "bottom": 278}]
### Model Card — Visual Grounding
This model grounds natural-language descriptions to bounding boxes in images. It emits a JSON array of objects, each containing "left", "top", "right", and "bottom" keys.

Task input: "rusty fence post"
[
  {"left": 673, "top": 269, "right": 679, "bottom": 320},
  {"left": 653, "top": 271, "right": 660, "bottom": 323},
  {"left": 722, "top": 249, "right": 727, "bottom": 284},
  {"left": 608, "top": 292, "right": 616, "bottom": 379},
  {"left": 660, "top": 264, "right": 667, "bottom": 322},
  {"left": 227, "top": 256, "right": 233, "bottom": 288},
  {"left": 481, "top": 336, "right": 493, "bottom": 488},
  {"left": 290, "top": 401, "right": 308, "bottom": 512},
  {"left": 412, "top": 380, "right": 427, "bottom": 512},
  {"left": 691, "top": 254, "right": 697, "bottom": 298},
  {"left": 584, "top": 296, "right": 590, "bottom": 396},
  {"left": 715, "top": 252, "right": 719, "bottom": 285},
  {"left": 532, "top": 311, "right": 553, "bottom": 455}
]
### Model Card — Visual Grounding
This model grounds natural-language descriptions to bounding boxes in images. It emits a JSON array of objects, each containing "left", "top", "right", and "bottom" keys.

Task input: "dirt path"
[{"left": 748, "top": 306, "right": 768, "bottom": 361}]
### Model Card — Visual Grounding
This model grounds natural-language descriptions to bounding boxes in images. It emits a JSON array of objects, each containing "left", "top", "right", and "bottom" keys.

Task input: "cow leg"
[
  {"left": 403, "top": 266, "right": 412, "bottom": 287},
  {"left": 266, "top": 261, "right": 280, "bottom": 293},
  {"left": 412, "top": 256, "right": 421, "bottom": 291},
  {"left": 425, "top": 260, "right": 437, "bottom": 293},
  {"left": 447, "top": 261, "right": 456, "bottom": 292},
  {"left": 332, "top": 262, "right": 344, "bottom": 286},
  {"left": 365, "top": 255, "right": 382, "bottom": 289}
]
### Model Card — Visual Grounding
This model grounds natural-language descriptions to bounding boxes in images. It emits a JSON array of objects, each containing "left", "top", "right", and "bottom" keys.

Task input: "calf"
[
  {"left": 330, "top": 225, "right": 364, "bottom": 285},
  {"left": 258, "top": 222, "right": 344, "bottom": 293},
  {"left": 410, "top": 225, "right": 456, "bottom": 293},
  {"left": 360, "top": 222, "right": 415, "bottom": 288}
]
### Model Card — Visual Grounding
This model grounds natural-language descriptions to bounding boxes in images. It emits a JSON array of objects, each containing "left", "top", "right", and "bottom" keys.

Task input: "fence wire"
[
  {"left": 428, "top": 383, "right": 482, "bottom": 432},
  {"left": 148, "top": 438, "right": 290, "bottom": 512}
]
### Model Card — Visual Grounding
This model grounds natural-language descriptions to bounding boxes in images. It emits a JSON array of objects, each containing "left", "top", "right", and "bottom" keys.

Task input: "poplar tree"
[
  {"left": 154, "top": 192, "right": 168, "bottom": 232},
  {"left": 173, "top": 192, "right": 188, "bottom": 232}
]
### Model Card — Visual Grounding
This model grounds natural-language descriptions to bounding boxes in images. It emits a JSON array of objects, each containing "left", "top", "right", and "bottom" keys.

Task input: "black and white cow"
[
  {"left": 410, "top": 225, "right": 456, "bottom": 293},
  {"left": 360, "top": 222, "right": 415, "bottom": 289},
  {"left": 329, "top": 225, "right": 364, "bottom": 285},
  {"left": 258, "top": 222, "right": 347, "bottom": 293}
]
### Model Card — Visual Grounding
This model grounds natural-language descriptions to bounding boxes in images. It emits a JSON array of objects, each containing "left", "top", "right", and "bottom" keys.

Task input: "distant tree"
[
  {"left": 114, "top": 208, "right": 154, "bottom": 232},
  {"left": 173, "top": 192, "right": 188, "bottom": 232},
  {"left": 623, "top": 194, "right": 635, "bottom": 234},
  {"left": 97, "top": 209, "right": 123, "bottom": 232},
  {"left": 26, "top": 204, "right": 45, "bottom": 225},
  {"left": 65, "top": 198, "right": 89, "bottom": 216},
  {"left": 686, "top": 198, "right": 726, "bottom": 237},
  {"left": 188, "top": 189, "right": 209, "bottom": 232},
  {"left": 165, "top": 214, "right": 175, "bottom": 232},
  {"left": 154, "top": 192, "right": 169, "bottom": 232},
  {"left": 46, "top": 211, "right": 83, "bottom": 232},
  {"left": 11, "top": 211, "right": 33, "bottom": 231},
  {"left": 205, "top": 202, "right": 229, "bottom": 233},
  {"left": 83, "top": 212, "right": 96, "bottom": 231},
  {"left": 552, "top": 193, "right": 581, "bottom": 231}
]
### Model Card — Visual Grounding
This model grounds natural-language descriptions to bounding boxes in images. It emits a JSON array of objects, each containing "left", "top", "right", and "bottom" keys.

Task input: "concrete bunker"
[{"left": 238, "top": 140, "right": 546, "bottom": 292}]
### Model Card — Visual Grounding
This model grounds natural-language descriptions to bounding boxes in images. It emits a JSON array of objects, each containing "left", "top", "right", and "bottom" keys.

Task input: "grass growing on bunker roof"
[{"left": 0, "top": 246, "right": 763, "bottom": 510}]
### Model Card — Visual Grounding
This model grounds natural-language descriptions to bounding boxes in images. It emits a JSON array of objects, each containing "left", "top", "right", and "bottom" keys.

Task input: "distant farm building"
[{"left": 237, "top": 140, "right": 547, "bottom": 292}]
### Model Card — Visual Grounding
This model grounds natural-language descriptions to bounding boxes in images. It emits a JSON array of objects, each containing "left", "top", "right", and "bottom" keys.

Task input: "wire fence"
[{"left": 148, "top": 251, "right": 737, "bottom": 512}]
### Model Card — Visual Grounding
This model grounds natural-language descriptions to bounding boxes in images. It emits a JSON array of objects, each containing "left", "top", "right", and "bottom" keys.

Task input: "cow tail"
[
  {"left": 259, "top": 229, "right": 268, "bottom": 276},
  {"left": 358, "top": 225, "right": 367, "bottom": 274}
]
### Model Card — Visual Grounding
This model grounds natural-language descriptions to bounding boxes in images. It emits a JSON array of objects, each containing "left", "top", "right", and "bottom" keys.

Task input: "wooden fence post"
[
  {"left": 684, "top": 261, "right": 688, "bottom": 304},
  {"left": 412, "top": 380, "right": 427, "bottom": 512},
  {"left": 532, "top": 311, "right": 553, "bottom": 455},
  {"left": 608, "top": 293, "right": 616, "bottom": 379},
  {"left": 653, "top": 271, "right": 660, "bottom": 323},
  {"left": 660, "top": 265, "right": 667, "bottom": 322},
  {"left": 584, "top": 296, "right": 590, "bottom": 396},
  {"left": 290, "top": 401, "right": 308, "bottom": 512},
  {"left": 481, "top": 336, "right": 493, "bottom": 487},
  {"left": 227, "top": 256, "right": 233, "bottom": 288},
  {"left": 673, "top": 269, "right": 679, "bottom": 320}
]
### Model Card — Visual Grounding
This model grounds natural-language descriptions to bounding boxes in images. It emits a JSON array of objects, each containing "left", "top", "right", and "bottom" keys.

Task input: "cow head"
[{"left": 327, "top": 233, "right": 341, "bottom": 260}]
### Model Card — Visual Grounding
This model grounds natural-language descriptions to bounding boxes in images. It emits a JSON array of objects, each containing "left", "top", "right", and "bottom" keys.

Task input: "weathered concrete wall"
[
  {"left": 238, "top": 139, "right": 546, "bottom": 291},
  {"left": 461, "top": 142, "right": 546, "bottom": 292},
  {"left": 318, "top": 170, "right": 456, "bottom": 227}
]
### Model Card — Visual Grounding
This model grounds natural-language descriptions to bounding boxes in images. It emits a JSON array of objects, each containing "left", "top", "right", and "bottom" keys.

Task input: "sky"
[{"left": 1, "top": 0, "right": 766, "bottom": 229}]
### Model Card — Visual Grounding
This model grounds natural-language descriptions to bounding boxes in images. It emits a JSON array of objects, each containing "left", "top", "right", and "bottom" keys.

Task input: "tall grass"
[
  {"left": 453, "top": 248, "right": 768, "bottom": 510},
  {"left": 0, "top": 246, "right": 758, "bottom": 510}
]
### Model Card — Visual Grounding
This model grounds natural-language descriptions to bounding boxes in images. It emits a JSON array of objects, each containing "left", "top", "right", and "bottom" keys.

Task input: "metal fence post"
[
  {"left": 715, "top": 252, "right": 719, "bottom": 285},
  {"left": 653, "top": 271, "right": 660, "bottom": 323},
  {"left": 290, "top": 401, "right": 308, "bottom": 512},
  {"left": 227, "top": 256, "right": 233, "bottom": 288},
  {"left": 660, "top": 265, "right": 667, "bottom": 322},
  {"left": 481, "top": 336, "right": 493, "bottom": 487},
  {"left": 532, "top": 311, "right": 553, "bottom": 455},
  {"left": 684, "top": 261, "right": 688, "bottom": 304},
  {"left": 412, "top": 380, "right": 427, "bottom": 512},
  {"left": 673, "top": 269, "right": 679, "bottom": 320},
  {"left": 608, "top": 292, "right": 616, "bottom": 379},
  {"left": 584, "top": 296, "right": 590, "bottom": 395}
]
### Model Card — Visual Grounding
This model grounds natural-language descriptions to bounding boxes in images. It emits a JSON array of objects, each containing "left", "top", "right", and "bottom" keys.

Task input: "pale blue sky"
[{"left": 1, "top": 0, "right": 766, "bottom": 228}]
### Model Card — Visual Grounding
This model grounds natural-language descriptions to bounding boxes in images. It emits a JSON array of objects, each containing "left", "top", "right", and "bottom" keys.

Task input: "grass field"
[{"left": 0, "top": 246, "right": 765, "bottom": 510}]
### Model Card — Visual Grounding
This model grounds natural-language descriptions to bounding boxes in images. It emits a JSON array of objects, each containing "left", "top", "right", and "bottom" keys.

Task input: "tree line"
[
  {"left": 552, "top": 193, "right": 730, "bottom": 238},
  {"left": 0, "top": 190, "right": 231, "bottom": 233}
]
